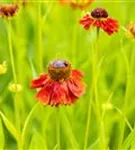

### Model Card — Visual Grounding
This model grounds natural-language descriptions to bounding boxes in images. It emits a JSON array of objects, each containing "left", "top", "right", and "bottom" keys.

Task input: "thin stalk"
[
  {"left": 7, "top": 20, "right": 17, "bottom": 84},
  {"left": 7, "top": 19, "right": 21, "bottom": 149},
  {"left": 118, "top": 39, "right": 131, "bottom": 148},
  {"left": 72, "top": 12, "right": 78, "bottom": 66},
  {"left": 83, "top": 90, "right": 92, "bottom": 149},
  {"left": 37, "top": 2, "right": 43, "bottom": 72},
  {"left": 56, "top": 108, "right": 60, "bottom": 150},
  {"left": 92, "top": 28, "right": 107, "bottom": 149},
  {"left": 118, "top": 40, "right": 133, "bottom": 148},
  {"left": 118, "top": 40, "right": 135, "bottom": 148}
]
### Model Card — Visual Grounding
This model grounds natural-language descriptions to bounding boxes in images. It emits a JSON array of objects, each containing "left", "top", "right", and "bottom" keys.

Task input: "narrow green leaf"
[
  {"left": 0, "top": 111, "right": 18, "bottom": 140},
  {"left": 60, "top": 108, "right": 79, "bottom": 149},
  {"left": 52, "top": 144, "right": 58, "bottom": 150},
  {"left": 88, "top": 138, "right": 100, "bottom": 150},
  {"left": 28, "top": 129, "right": 47, "bottom": 149},
  {"left": 123, "top": 129, "right": 135, "bottom": 149},
  {"left": 21, "top": 102, "right": 40, "bottom": 145},
  {"left": 0, "top": 118, "right": 5, "bottom": 149}
]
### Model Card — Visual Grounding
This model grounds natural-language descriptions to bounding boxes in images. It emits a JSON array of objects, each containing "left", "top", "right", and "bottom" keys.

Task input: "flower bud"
[
  {"left": 126, "top": 23, "right": 135, "bottom": 39},
  {"left": 8, "top": 83, "right": 22, "bottom": 93},
  {"left": 0, "top": 61, "right": 7, "bottom": 75},
  {"left": 102, "top": 102, "right": 113, "bottom": 111}
]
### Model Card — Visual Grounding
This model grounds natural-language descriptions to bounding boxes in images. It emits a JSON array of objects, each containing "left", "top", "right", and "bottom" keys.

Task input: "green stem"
[
  {"left": 56, "top": 108, "right": 60, "bottom": 150},
  {"left": 7, "top": 20, "right": 17, "bottom": 84},
  {"left": 72, "top": 15, "right": 78, "bottom": 66},
  {"left": 37, "top": 2, "right": 43, "bottom": 72},
  {"left": 7, "top": 19, "right": 21, "bottom": 149},
  {"left": 118, "top": 40, "right": 132, "bottom": 148},
  {"left": 83, "top": 90, "right": 92, "bottom": 149},
  {"left": 83, "top": 28, "right": 100, "bottom": 149},
  {"left": 93, "top": 28, "right": 107, "bottom": 149}
]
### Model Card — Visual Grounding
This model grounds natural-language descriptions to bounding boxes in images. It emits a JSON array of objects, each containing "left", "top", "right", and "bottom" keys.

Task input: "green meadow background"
[{"left": 0, "top": 0, "right": 135, "bottom": 149}]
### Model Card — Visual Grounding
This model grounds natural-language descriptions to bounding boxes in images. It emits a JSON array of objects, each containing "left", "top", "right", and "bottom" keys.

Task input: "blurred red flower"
[
  {"left": 0, "top": 4, "right": 19, "bottom": 18},
  {"left": 80, "top": 8, "right": 119, "bottom": 35},
  {"left": 30, "top": 59, "right": 85, "bottom": 106},
  {"left": 59, "top": 0, "right": 93, "bottom": 10}
]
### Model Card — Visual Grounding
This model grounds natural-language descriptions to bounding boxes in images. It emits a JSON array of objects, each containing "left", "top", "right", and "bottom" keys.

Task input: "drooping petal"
[
  {"left": 67, "top": 79, "right": 85, "bottom": 98},
  {"left": 30, "top": 73, "right": 49, "bottom": 89},
  {"left": 67, "top": 70, "right": 85, "bottom": 97},
  {"left": 36, "top": 80, "right": 68, "bottom": 106},
  {"left": 104, "top": 18, "right": 119, "bottom": 35},
  {"left": 36, "top": 79, "right": 80, "bottom": 106},
  {"left": 66, "top": 88, "right": 77, "bottom": 104},
  {"left": 92, "top": 18, "right": 119, "bottom": 35},
  {"left": 36, "top": 79, "right": 53, "bottom": 104},
  {"left": 50, "top": 82, "right": 67, "bottom": 106},
  {"left": 67, "top": 70, "right": 85, "bottom": 98},
  {"left": 71, "top": 69, "right": 84, "bottom": 80},
  {"left": 80, "top": 14, "right": 94, "bottom": 30}
]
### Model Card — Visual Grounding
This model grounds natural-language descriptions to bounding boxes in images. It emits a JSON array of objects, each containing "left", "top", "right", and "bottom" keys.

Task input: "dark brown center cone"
[
  {"left": 48, "top": 59, "right": 71, "bottom": 82},
  {"left": 91, "top": 8, "right": 108, "bottom": 19}
]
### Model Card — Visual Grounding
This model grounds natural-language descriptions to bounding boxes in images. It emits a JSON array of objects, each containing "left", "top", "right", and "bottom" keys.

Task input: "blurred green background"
[{"left": 0, "top": 0, "right": 135, "bottom": 149}]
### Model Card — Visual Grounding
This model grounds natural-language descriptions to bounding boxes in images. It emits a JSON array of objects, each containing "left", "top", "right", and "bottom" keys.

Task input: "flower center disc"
[
  {"left": 91, "top": 8, "right": 108, "bottom": 19},
  {"left": 48, "top": 59, "right": 71, "bottom": 82},
  {"left": 51, "top": 59, "right": 68, "bottom": 68}
]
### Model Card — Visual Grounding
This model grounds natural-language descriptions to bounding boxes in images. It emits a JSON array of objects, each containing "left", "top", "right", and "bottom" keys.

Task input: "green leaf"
[
  {"left": 21, "top": 102, "right": 40, "bottom": 145},
  {"left": 0, "top": 118, "right": 5, "bottom": 149},
  {"left": 60, "top": 108, "right": 79, "bottom": 149},
  {"left": 88, "top": 138, "right": 100, "bottom": 150},
  {"left": 0, "top": 111, "right": 18, "bottom": 141},
  {"left": 52, "top": 144, "right": 58, "bottom": 150},
  {"left": 28, "top": 129, "right": 47, "bottom": 149},
  {"left": 123, "top": 129, "right": 135, "bottom": 149}
]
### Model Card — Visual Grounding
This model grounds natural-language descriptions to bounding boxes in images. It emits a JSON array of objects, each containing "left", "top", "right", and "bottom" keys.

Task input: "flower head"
[
  {"left": 0, "top": 4, "right": 19, "bottom": 18},
  {"left": 8, "top": 83, "right": 23, "bottom": 92},
  {"left": 0, "top": 61, "right": 7, "bottom": 75},
  {"left": 59, "top": 0, "right": 93, "bottom": 10},
  {"left": 80, "top": 7, "right": 119, "bottom": 35},
  {"left": 126, "top": 23, "right": 135, "bottom": 39},
  {"left": 30, "top": 59, "right": 85, "bottom": 106}
]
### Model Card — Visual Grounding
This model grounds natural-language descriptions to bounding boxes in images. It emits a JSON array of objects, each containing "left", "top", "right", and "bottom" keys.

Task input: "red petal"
[
  {"left": 36, "top": 80, "right": 71, "bottom": 106},
  {"left": 36, "top": 79, "right": 53, "bottom": 104},
  {"left": 67, "top": 79, "right": 85, "bottom": 97},
  {"left": 80, "top": 14, "right": 94, "bottom": 30},
  {"left": 90, "top": 17, "right": 119, "bottom": 35},
  {"left": 30, "top": 73, "right": 48, "bottom": 89},
  {"left": 50, "top": 82, "right": 67, "bottom": 106},
  {"left": 71, "top": 70, "right": 84, "bottom": 80},
  {"left": 68, "top": 70, "right": 85, "bottom": 98}
]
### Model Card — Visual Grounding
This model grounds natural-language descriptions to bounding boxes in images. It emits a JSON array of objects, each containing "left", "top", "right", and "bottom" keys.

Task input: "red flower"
[
  {"left": 80, "top": 8, "right": 119, "bottom": 35},
  {"left": 30, "top": 59, "right": 85, "bottom": 106},
  {"left": 59, "top": 0, "right": 93, "bottom": 10},
  {"left": 0, "top": 4, "right": 19, "bottom": 18}
]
